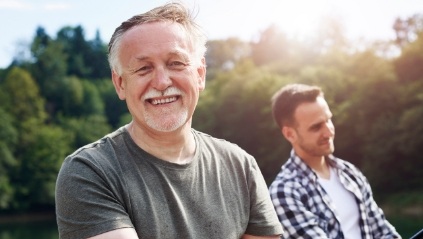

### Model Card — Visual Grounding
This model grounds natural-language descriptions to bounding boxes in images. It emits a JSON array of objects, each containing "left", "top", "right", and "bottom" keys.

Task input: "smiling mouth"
[{"left": 148, "top": 96, "right": 179, "bottom": 105}]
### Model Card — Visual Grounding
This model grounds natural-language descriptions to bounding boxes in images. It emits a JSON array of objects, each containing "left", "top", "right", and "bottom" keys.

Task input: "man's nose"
[
  {"left": 324, "top": 121, "right": 335, "bottom": 137},
  {"left": 151, "top": 67, "right": 172, "bottom": 91}
]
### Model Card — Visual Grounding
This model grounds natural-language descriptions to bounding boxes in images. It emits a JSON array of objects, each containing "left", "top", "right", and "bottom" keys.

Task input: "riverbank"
[
  {"left": 0, "top": 210, "right": 55, "bottom": 224},
  {"left": 380, "top": 191, "right": 423, "bottom": 217}
]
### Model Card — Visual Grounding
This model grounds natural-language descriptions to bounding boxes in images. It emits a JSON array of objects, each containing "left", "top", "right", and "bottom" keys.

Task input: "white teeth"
[{"left": 151, "top": 96, "right": 177, "bottom": 105}]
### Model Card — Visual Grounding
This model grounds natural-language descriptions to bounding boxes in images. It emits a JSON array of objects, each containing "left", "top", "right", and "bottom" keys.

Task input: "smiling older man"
[{"left": 55, "top": 3, "right": 283, "bottom": 239}]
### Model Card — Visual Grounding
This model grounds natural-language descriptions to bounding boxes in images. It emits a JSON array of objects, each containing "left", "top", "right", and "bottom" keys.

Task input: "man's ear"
[
  {"left": 112, "top": 70, "right": 126, "bottom": 100},
  {"left": 282, "top": 126, "right": 296, "bottom": 144},
  {"left": 197, "top": 57, "right": 206, "bottom": 91}
]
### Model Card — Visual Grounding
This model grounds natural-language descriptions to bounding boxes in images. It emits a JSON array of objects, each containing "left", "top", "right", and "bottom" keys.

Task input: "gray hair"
[{"left": 108, "top": 2, "right": 207, "bottom": 75}]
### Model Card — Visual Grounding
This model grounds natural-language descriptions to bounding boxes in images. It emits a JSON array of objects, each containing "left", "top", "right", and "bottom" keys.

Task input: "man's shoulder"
[
  {"left": 193, "top": 129, "right": 249, "bottom": 154},
  {"left": 269, "top": 167, "right": 311, "bottom": 201},
  {"left": 330, "top": 156, "right": 362, "bottom": 173},
  {"left": 192, "top": 129, "right": 256, "bottom": 168},
  {"left": 270, "top": 160, "right": 308, "bottom": 188},
  {"left": 66, "top": 126, "right": 127, "bottom": 163}
]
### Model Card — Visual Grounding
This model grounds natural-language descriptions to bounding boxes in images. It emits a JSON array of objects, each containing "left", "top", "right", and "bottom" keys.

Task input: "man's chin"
[
  {"left": 145, "top": 111, "right": 189, "bottom": 132},
  {"left": 322, "top": 147, "right": 334, "bottom": 156}
]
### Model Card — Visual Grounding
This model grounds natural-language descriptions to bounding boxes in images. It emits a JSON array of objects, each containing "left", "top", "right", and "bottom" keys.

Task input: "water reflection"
[{"left": 0, "top": 219, "right": 58, "bottom": 239}]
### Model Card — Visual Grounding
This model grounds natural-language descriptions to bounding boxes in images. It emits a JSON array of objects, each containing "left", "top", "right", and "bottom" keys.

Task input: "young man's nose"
[{"left": 324, "top": 121, "right": 335, "bottom": 137}]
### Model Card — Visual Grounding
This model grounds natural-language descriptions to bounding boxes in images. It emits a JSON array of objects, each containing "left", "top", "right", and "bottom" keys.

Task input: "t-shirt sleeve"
[
  {"left": 244, "top": 158, "right": 284, "bottom": 236},
  {"left": 55, "top": 154, "right": 134, "bottom": 239}
]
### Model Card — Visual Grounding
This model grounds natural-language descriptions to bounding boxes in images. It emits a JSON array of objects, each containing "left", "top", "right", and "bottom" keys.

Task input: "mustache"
[{"left": 143, "top": 87, "right": 183, "bottom": 100}]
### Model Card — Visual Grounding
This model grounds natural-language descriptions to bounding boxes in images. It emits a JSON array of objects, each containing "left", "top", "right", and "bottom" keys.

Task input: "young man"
[
  {"left": 269, "top": 83, "right": 401, "bottom": 239},
  {"left": 55, "top": 3, "right": 282, "bottom": 239}
]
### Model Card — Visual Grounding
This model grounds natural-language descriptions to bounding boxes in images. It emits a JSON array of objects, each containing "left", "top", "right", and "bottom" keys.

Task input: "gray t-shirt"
[{"left": 56, "top": 126, "right": 282, "bottom": 239}]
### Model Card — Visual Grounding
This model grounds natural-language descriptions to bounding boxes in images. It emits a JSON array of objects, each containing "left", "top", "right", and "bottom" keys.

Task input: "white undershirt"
[{"left": 318, "top": 167, "right": 362, "bottom": 239}]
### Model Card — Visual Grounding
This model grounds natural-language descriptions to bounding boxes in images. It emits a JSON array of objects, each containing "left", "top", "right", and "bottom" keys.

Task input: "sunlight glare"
[{"left": 264, "top": 0, "right": 334, "bottom": 39}]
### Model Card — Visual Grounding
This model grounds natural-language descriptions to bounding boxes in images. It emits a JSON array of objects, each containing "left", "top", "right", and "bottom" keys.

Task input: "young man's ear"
[
  {"left": 111, "top": 70, "right": 126, "bottom": 100},
  {"left": 282, "top": 126, "right": 296, "bottom": 144}
]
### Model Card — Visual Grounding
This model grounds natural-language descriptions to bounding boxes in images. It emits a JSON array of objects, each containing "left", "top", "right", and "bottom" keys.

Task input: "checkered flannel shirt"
[{"left": 269, "top": 150, "right": 401, "bottom": 239}]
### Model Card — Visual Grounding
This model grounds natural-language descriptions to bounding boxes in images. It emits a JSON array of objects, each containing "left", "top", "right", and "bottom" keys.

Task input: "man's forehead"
[
  {"left": 294, "top": 98, "right": 331, "bottom": 124},
  {"left": 121, "top": 21, "right": 189, "bottom": 47}
]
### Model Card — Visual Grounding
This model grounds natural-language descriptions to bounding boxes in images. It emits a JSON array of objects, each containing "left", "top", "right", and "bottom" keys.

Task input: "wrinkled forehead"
[
  {"left": 123, "top": 21, "right": 189, "bottom": 47},
  {"left": 118, "top": 21, "right": 195, "bottom": 63}
]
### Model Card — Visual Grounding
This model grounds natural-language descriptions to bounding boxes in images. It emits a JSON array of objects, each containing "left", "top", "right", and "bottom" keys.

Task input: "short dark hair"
[{"left": 271, "top": 83, "right": 323, "bottom": 128}]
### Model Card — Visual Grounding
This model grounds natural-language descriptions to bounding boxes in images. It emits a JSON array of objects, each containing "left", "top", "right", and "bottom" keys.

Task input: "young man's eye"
[{"left": 311, "top": 124, "right": 321, "bottom": 131}]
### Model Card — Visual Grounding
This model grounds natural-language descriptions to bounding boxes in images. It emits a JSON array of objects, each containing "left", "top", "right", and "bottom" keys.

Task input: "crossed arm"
[{"left": 88, "top": 228, "right": 280, "bottom": 239}]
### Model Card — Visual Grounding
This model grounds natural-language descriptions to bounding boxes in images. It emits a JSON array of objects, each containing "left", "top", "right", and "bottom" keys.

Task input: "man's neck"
[
  {"left": 127, "top": 122, "right": 196, "bottom": 164},
  {"left": 297, "top": 152, "right": 330, "bottom": 179}
]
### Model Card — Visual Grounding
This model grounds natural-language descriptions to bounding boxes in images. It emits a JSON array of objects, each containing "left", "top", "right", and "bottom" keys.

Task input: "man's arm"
[
  {"left": 88, "top": 228, "right": 138, "bottom": 239},
  {"left": 269, "top": 180, "right": 331, "bottom": 238},
  {"left": 359, "top": 174, "right": 402, "bottom": 238},
  {"left": 56, "top": 155, "right": 135, "bottom": 239},
  {"left": 242, "top": 234, "right": 280, "bottom": 239},
  {"left": 88, "top": 229, "right": 277, "bottom": 239}
]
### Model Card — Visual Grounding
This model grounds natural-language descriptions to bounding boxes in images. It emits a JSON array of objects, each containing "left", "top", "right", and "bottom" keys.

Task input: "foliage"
[
  {"left": 58, "top": 115, "right": 111, "bottom": 148},
  {"left": 194, "top": 60, "right": 294, "bottom": 182},
  {"left": 1, "top": 15, "right": 423, "bottom": 212},
  {"left": 0, "top": 107, "right": 17, "bottom": 209},
  {"left": 96, "top": 79, "right": 128, "bottom": 127},
  {"left": 393, "top": 26, "right": 423, "bottom": 82},
  {"left": 206, "top": 37, "right": 251, "bottom": 79}
]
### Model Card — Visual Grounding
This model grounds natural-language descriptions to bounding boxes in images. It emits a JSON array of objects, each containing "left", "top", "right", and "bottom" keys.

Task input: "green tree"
[
  {"left": 393, "top": 14, "right": 423, "bottom": 48},
  {"left": 29, "top": 28, "right": 68, "bottom": 115},
  {"left": 0, "top": 67, "right": 70, "bottom": 210},
  {"left": 395, "top": 80, "right": 423, "bottom": 190},
  {"left": 86, "top": 30, "right": 110, "bottom": 79},
  {"left": 7, "top": 124, "right": 72, "bottom": 210},
  {"left": 57, "top": 26, "right": 92, "bottom": 77},
  {"left": 79, "top": 79, "right": 105, "bottom": 116},
  {"left": 97, "top": 79, "right": 128, "bottom": 127},
  {"left": 0, "top": 107, "right": 18, "bottom": 209},
  {"left": 394, "top": 23, "right": 423, "bottom": 82},
  {"left": 194, "top": 60, "right": 291, "bottom": 183},
  {"left": 54, "top": 77, "right": 106, "bottom": 118},
  {"left": 251, "top": 25, "right": 292, "bottom": 66},
  {"left": 17, "top": 125, "right": 72, "bottom": 207},
  {"left": 205, "top": 38, "right": 251, "bottom": 78},
  {"left": 59, "top": 115, "right": 111, "bottom": 148},
  {"left": 56, "top": 26, "right": 109, "bottom": 79},
  {"left": 1, "top": 67, "right": 46, "bottom": 126},
  {"left": 61, "top": 76, "right": 85, "bottom": 116}
]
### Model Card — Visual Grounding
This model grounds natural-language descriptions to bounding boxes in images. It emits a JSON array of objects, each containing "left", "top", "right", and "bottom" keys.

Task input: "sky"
[{"left": 0, "top": 0, "right": 422, "bottom": 68}]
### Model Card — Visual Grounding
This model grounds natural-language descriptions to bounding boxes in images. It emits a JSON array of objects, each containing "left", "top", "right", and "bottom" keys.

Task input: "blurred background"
[{"left": 0, "top": 0, "right": 422, "bottom": 238}]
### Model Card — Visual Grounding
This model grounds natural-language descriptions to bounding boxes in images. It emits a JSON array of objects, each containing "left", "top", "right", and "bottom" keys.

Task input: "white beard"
[
  {"left": 142, "top": 87, "right": 188, "bottom": 132},
  {"left": 144, "top": 108, "right": 188, "bottom": 132}
]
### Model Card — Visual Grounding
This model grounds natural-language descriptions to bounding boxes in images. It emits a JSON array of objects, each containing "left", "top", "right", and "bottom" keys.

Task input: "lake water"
[{"left": 0, "top": 215, "right": 421, "bottom": 238}]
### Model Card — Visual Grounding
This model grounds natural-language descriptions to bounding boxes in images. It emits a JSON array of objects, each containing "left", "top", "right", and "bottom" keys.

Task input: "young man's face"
[
  {"left": 112, "top": 21, "right": 206, "bottom": 133},
  {"left": 285, "top": 96, "right": 335, "bottom": 161}
]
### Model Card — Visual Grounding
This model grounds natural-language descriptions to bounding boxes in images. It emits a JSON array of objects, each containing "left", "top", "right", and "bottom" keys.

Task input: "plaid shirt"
[{"left": 269, "top": 150, "right": 401, "bottom": 239}]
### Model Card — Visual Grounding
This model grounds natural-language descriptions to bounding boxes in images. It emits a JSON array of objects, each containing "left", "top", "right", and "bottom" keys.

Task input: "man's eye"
[
  {"left": 311, "top": 125, "right": 321, "bottom": 131},
  {"left": 169, "top": 61, "right": 187, "bottom": 68},
  {"left": 139, "top": 66, "right": 151, "bottom": 71},
  {"left": 135, "top": 66, "right": 152, "bottom": 74}
]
